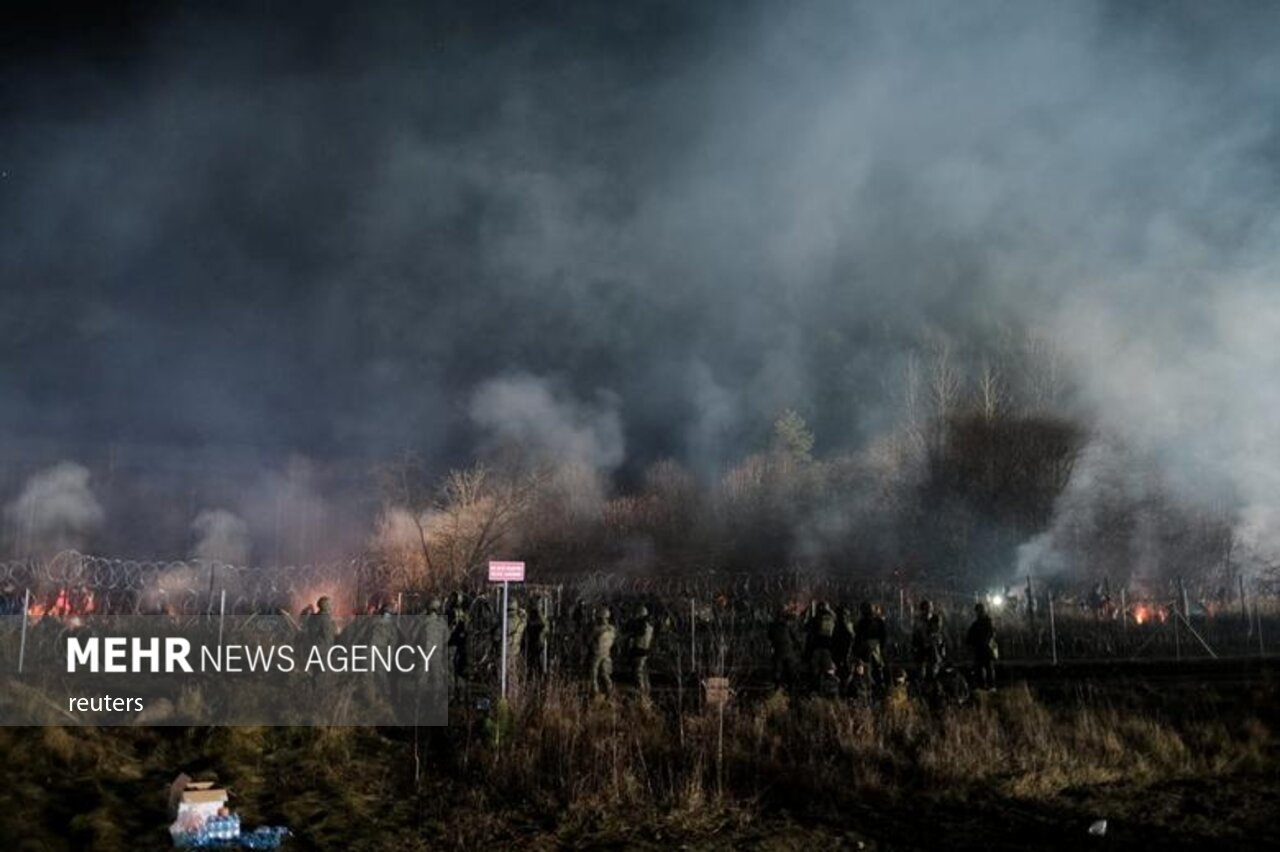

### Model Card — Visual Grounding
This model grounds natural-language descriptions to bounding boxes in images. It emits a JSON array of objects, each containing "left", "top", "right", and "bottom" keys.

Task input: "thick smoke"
[
  {"left": 470, "top": 375, "right": 624, "bottom": 473},
  {"left": 4, "top": 462, "right": 105, "bottom": 555},
  {"left": 190, "top": 508, "right": 251, "bottom": 565},
  {"left": 470, "top": 374, "right": 624, "bottom": 513},
  {"left": 2, "top": 1, "right": 1279, "bottom": 573}
]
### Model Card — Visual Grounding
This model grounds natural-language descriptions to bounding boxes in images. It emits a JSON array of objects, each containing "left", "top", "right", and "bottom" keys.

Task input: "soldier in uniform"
[
  {"left": 446, "top": 591, "right": 470, "bottom": 688},
  {"left": 804, "top": 601, "right": 838, "bottom": 687},
  {"left": 911, "top": 599, "right": 946, "bottom": 682},
  {"left": 525, "top": 595, "right": 549, "bottom": 677},
  {"left": 832, "top": 604, "right": 855, "bottom": 683},
  {"left": 853, "top": 601, "right": 888, "bottom": 690},
  {"left": 885, "top": 667, "right": 910, "bottom": 712},
  {"left": 816, "top": 659, "right": 841, "bottom": 699},
  {"left": 306, "top": 596, "right": 337, "bottom": 655},
  {"left": 297, "top": 603, "right": 315, "bottom": 634},
  {"left": 847, "top": 659, "right": 874, "bottom": 707},
  {"left": 414, "top": 598, "right": 452, "bottom": 720},
  {"left": 589, "top": 606, "right": 617, "bottom": 697},
  {"left": 965, "top": 602, "right": 998, "bottom": 691},
  {"left": 625, "top": 604, "right": 655, "bottom": 697},
  {"left": 496, "top": 597, "right": 527, "bottom": 684},
  {"left": 767, "top": 605, "right": 801, "bottom": 693},
  {"left": 363, "top": 604, "right": 398, "bottom": 708}
]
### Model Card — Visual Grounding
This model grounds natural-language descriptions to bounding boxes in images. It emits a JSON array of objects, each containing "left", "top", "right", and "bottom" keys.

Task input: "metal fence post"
[
  {"left": 1258, "top": 593, "right": 1266, "bottom": 658},
  {"left": 690, "top": 597, "right": 697, "bottom": 675},
  {"left": 206, "top": 563, "right": 217, "bottom": 617},
  {"left": 18, "top": 588, "right": 30, "bottom": 674},
  {"left": 1239, "top": 575, "right": 1248, "bottom": 635},
  {"left": 500, "top": 580, "right": 510, "bottom": 700},
  {"left": 217, "top": 589, "right": 227, "bottom": 649},
  {"left": 1047, "top": 591, "right": 1058, "bottom": 665},
  {"left": 1173, "top": 585, "right": 1182, "bottom": 662}
]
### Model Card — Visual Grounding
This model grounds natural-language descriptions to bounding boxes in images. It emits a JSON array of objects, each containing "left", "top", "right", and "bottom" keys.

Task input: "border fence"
[{"left": 1, "top": 551, "right": 1276, "bottom": 679}]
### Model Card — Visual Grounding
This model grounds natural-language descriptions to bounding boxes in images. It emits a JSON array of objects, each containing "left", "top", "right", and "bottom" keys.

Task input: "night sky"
[{"left": 3, "top": 1, "right": 1280, "bottom": 497}]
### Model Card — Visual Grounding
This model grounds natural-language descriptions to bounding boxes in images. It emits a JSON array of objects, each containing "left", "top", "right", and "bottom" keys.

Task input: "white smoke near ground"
[
  {"left": 4, "top": 462, "right": 105, "bottom": 556},
  {"left": 685, "top": 361, "right": 740, "bottom": 477},
  {"left": 190, "top": 508, "right": 251, "bottom": 565},
  {"left": 138, "top": 563, "right": 202, "bottom": 615},
  {"left": 239, "top": 457, "right": 343, "bottom": 566},
  {"left": 469, "top": 374, "right": 624, "bottom": 514},
  {"left": 1052, "top": 282, "right": 1280, "bottom": 576}
]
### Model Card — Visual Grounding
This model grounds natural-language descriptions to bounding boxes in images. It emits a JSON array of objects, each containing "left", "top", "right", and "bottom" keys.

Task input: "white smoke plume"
[
  {"left": 240, "top": 457, "right": 342, "bottom": 566},
  {"left": 470, "top": 374, "right": 624, "bottom": 514},
  {"left": 190, "top": 508, "right": 251, "bottom": 565},
  {"left": 5, "top": 461, "right": 105, "bottom": 555}
]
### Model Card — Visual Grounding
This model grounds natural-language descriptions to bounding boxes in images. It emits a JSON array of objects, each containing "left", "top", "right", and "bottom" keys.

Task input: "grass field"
[{"left": 1, "top": 668, "right": 1276, "bottom": 851}]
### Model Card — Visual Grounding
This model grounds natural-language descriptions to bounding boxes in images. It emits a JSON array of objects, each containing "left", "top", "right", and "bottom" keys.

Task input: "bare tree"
[
  {"left": 977, "top": 359, "right": 1007, "bottom": 423},
  {"left": 373, "top": 458, "right": 546, "bottom": 587}
]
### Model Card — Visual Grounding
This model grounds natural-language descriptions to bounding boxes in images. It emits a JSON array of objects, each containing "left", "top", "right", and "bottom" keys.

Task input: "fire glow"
[
  {"left": 1130, "top": 603, "right": 1167, "bottom": 626},
  {"left": 28, "top": 586, "right": 96, "bottom": 621}
]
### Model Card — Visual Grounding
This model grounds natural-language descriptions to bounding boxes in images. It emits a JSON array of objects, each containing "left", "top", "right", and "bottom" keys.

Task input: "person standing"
[
  {"left": 853, "top": 601, "right": 888, "bottom": 689},
  {"left": 767, "top": 605, "right": 801, "bottom": 693},
  {"left": 911, "top": 599, "right": 946, "bottom": 682},
  {"left": 589, "top": 607, "right": 617, "bottom": 697},
  {"left": 625, "top": 604, "right": 655, "bottom": 696},
  {"left": 966, "top": 602, "right": 998, "bottom": 691}
]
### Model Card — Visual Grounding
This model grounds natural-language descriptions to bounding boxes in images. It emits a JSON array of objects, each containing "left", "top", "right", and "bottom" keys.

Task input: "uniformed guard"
[
  {"left": 847, "top": 659, "right": 874, "bottom": 707},
  {"left": 625, "top": 604, "right": 655, "bottom": 696},
  {"left": 804, "top": 601, "right": 838, "bottom": 685},
  {"left": 363, "top": 604, "right": 398, "bottom": 708},
  {"left": 589, "top": 606, "right": 617, "bottom": 696},
  {"left": 414, "top": 597, "right": 451, "bottom": 719},
  {"left": 832, "top": 604, "right": 855, "bottom": 681},
  {"left": 446, "top": 591, "right": 471, "bottom": 688},
  {"left": 965, "top": 602, "right": 998, "bottom": 691},
  {"left": 526, "top": 595, "right": 549, "bottom": 677},
  {"left": 306, "top": 596, "right": 337, "bottom": 655},
  {"left": 816, "top": 659, "right": 841, "bottom": 699},
  {"left": 767, "top": 605, "right": 801, "bottom": 692},
  {"left": 885, "top": 667, "right": 910, "bottom": 712},
  {"left": 501, "top": 597, "right": 528, "bottom": 682},
  {"left": 853, "top": 601, "right": 888, "bottom": 689},
  {"left": 911, "top": 599, "right": 946, "bottom": 682}
]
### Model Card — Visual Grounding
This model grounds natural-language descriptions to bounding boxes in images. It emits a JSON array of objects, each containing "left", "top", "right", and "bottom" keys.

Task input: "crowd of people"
[{"left": 288, "top": 591, "right": 1005, "bottom": 708}]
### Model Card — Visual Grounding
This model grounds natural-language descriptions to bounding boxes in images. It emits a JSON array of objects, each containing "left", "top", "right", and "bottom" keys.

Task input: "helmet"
[{"left": 635, "top": 605, "right": 649, "bottom": 618}]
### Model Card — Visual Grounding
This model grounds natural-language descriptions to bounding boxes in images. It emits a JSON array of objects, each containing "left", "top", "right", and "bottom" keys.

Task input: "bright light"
[{"left": 987, "top": 594, "right": 1005, "bottom": 609}]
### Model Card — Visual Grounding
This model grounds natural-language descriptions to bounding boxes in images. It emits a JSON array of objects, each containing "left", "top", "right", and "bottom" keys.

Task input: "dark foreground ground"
[{"left": 2, "top": 664, "right": 1276, "bottom": 851}]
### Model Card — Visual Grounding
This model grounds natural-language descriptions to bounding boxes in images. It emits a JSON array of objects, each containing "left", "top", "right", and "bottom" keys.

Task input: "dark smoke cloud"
[{"left": 2, "top": 1, "right": 1279, "bottom": 560}]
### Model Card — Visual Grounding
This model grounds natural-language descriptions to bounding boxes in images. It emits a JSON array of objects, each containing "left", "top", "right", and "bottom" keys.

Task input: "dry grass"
[
  {"left": 459, "top": 675, "right": 1273, "bottom": 833},
  {"left": 0, "top": 676, "right": 1273, "bottom": 849}
]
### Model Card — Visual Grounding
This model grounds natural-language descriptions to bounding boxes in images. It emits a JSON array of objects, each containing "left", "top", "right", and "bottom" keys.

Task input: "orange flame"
[{"left": 27, "top": 586, "right": 96, "bottom": 621}]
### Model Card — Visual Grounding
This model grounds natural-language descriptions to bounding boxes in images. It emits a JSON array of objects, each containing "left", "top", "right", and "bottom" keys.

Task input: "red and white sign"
[{"left": 488, "top": 560, "right": 525, "bottom": 582}]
